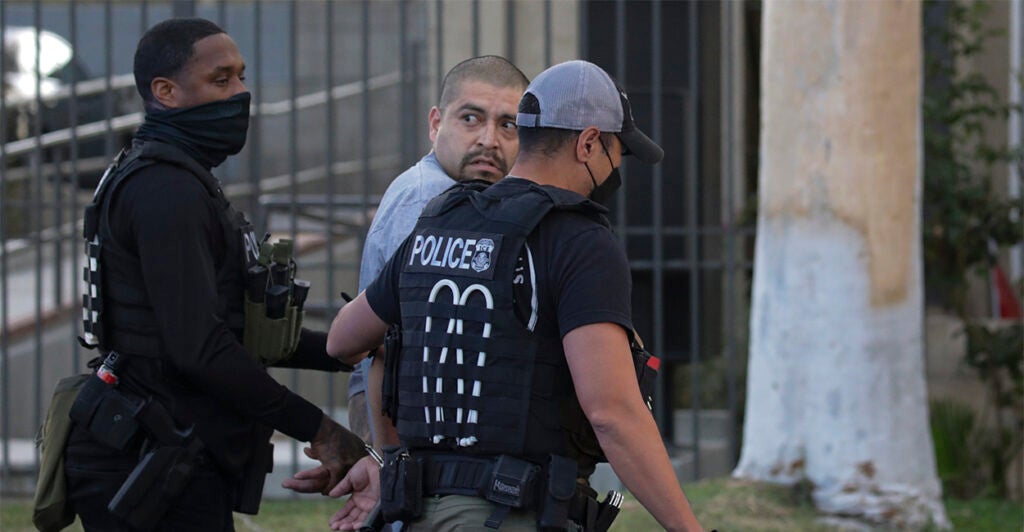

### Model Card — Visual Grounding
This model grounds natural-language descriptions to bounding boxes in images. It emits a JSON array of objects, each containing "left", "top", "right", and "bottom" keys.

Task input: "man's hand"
[
  {"left": 327, "top": 455, "right": 381, "bottom": 530},
  {"left": 301, "top": 415, "right": 369, "bottom": 494},
  {"left": 281, "top": 450, "right": 331, "bottom": 494}
]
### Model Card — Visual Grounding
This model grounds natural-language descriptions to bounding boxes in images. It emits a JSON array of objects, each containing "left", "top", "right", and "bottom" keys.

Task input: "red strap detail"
[{"left": 646, "top": 356, "right": 661, "bottom": 371}]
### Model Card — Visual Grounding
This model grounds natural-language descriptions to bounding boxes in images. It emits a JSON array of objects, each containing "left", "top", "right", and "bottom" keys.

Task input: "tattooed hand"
[{"left": 302, "top": 414, "right": 369, "bottom": 494}]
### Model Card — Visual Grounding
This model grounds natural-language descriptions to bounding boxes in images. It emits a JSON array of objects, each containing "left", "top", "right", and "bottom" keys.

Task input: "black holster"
[
  {"left": 537, "top": 455, "right": 576, "bottom": 530},
  {"left": 381, "top": 324, "right": 402, "bottom": 421},
  {"left": 69, "top": 361, "right": 206, "bottom": 529},
  {"left": 234, "top": 439, "right": 274, "bottom": 514},
  {"left": 107, "top": 438, "right": 203, "bottom": 530},
  {"left": 379, "top": 447, "right": 423, "bottom": 522}
]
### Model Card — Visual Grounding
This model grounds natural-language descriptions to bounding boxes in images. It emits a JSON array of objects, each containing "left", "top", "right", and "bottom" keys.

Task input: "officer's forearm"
[
  {"left": 591, "top": 405, "right": 703, "bottom": 532},
  {"left": 326, "top": 292, "right": 389, "bottom": 364}
]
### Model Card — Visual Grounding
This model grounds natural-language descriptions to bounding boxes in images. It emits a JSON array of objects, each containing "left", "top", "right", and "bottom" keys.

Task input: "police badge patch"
[{"left": 471, "top": 239, "right": 495, "bottom": 272}]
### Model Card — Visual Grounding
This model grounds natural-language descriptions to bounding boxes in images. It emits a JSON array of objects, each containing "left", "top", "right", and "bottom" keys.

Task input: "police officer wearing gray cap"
[{"left": 314, "top": 60, "right": 705, "bottom": 532}]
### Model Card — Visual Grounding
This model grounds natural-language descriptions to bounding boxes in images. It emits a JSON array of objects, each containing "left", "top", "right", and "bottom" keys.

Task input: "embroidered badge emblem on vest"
[{"left": 471, "top": 238, "right": 495, "bottom": 272}]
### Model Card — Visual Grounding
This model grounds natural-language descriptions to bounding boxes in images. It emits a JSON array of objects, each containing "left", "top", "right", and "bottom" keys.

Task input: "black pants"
[{"left": 64, "top": 424, "right": 236, "bottom": 532}]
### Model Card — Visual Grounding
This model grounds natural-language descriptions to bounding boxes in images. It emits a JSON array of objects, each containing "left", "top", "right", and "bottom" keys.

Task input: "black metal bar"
[
  {"left": 248, "top": 2, "right": 263, "bottom": 229},
  {"left": 0, "top": 4, "right": 8, "bottom": 478},
  {"left": 324, "top": 0, "right": 338, "bottom": 419},
  {"left": 410, "top": 41, "right": 422, "bottom": 156},
  {"left": 721, "top": 0, "right": 739, "bottom": 466},
  {"left": 288, "top": 0, "right": 300, "bottom": 479},
  {"left": 104, "top": 0, "right": 114, "bottom": 158},
  {"left": 577, "top": 0, "right": 588, "bottom": 60},
  {"left": 400, "top": 0, "right": 410, "bottom": 167},
  {"left": 650, "top": 0, "right": 669, "bottom": 444},
  {"left": 172, "top": 0, "right": 196, "bottom": 18},
  {"left": 218, "top": 0, "right": 227, "bottom": 27},
  {"left": 614, "top": 0, "right": 627, "bottom": 242},
  {"left": 70, "top": 0, "right": 82, "bottom": 372},
  {"left": 289, "top": 0, "right": 299, "bottom": 242},
  {"left": 435, "top": 0, "right": 443, "bottom": 100},
  {"left": 32, "top": 0, "right": 44, "bottom": 467},
  {"left": 360, "top": 0, "right": 371, "bottom": 266},
  {"left": 505, "top": 0, "right": 516, "bottom": 64},
  {"left": 544, "top": 0, "right": 552, "bottom": 67},
  {"left": 686, "top": 0, "right": 702, "bottom": 480},
  {"left": 472, "top": 0, "right": 480, "bottom": 57}
]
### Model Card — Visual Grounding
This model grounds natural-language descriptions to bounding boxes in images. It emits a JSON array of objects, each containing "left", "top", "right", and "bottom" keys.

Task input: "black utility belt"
[{"left": 378, "top": 448, "right": 617, "bottom": 531}]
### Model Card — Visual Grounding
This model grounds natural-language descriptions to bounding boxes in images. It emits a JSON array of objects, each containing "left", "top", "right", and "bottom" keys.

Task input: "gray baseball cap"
[{"left": 516, "top": 60, "right": 664, "bottom": 164}]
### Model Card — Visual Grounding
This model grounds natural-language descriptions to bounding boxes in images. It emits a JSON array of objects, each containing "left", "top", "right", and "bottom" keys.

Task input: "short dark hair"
[
  {"left": 437, "top": 55, "right": 529, "bottom": 110},
  {"left": 133, "top": 17, "right": 225, "bottom": 109},
  {"left": 517, "top": 92, "right": 615, "bottom": 158}
]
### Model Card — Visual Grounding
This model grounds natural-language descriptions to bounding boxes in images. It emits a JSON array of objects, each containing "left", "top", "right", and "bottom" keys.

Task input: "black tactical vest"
[
  {"left": 81, "top": 140, "right": 258, "bottom": 358},
  {"left": 394, "top": 179, "right": 609, "bottom": 459}
]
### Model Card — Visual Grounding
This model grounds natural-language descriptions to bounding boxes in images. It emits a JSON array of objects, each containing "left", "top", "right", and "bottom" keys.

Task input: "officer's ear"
[
  {"left": 150, "top": 76, "right": 179, "bottom": 109},
  {"left": 428, "top": 106, "right": 443, "bottom": 145},
  {"left": 574, "top": 127, "right": 603, "bottom": 163}
]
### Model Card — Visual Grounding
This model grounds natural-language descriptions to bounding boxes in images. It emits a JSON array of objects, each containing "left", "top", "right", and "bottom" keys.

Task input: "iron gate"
[{"left": 0, "top": 0, "right": 756, "bottom": 495}]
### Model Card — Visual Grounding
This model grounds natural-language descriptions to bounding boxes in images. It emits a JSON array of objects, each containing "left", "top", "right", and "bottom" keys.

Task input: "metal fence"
[{"left": 1, "top": 0, "right": 756, "bottom": 495}]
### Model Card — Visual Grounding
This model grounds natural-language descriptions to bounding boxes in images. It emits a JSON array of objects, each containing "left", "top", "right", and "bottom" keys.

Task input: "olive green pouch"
[
  {"left": 33, "top": 373, "right": 90, "bottom": 532},
  {"left": 243, "top": 297, "right": 304, "bottom": 365},
  {"left": 242, "top": 238, "right": 304, "bottom": 365}
]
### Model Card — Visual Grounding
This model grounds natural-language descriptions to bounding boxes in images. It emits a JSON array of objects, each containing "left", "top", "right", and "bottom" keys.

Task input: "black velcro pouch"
[
  {"left": 631, "top": 340, "right": 660, "bottom": 411},
  {"left": 484, "top": 455, "right": 540, "bottom": 509},
  {"left": 381, "top": 324, "right": 402, "bottom": 420},
  {"left": 68, "top": 374, "right": 142, "bottom": 450},
  {"left": 380, "top": 447, "right": 423, "bottom": 522},
  {"left": 538, "top": 455, "right": 577, "bottom": 528}
]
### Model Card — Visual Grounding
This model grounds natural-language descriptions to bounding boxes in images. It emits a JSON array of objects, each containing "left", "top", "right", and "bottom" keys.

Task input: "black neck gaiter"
[{"left": 135, "top": 92, "right": 251, "bottom": 169}]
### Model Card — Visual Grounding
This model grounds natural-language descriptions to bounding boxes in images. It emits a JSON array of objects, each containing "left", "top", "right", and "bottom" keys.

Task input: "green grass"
[{"left": 3, "top": 478, "right": 1022, "bottom": 531}]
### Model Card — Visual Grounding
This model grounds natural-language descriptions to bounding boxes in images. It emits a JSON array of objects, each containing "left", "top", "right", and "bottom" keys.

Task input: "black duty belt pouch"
[
  {"left": 235, "top": 440, "right": 274, "bottom": 514},
  {"left": 537, "top": 455, "right": 577, "bottom": 529},
  {"left": 630, "top": 338, "right": 660, "bottom": 410},
  {"left": 484, "top": 455, "right": 540, "bottom": 509},
  {"left": 108, "top": 440, "right": 201, "bottom": 530},
  {"left": 68, "top": 373, "right": 143, "bottom": 450},
  {"left": 379, "top": 447, "right": 423, "bottom": 522}
]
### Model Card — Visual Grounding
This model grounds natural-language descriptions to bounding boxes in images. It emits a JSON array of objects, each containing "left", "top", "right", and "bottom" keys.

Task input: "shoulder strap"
[
  {"left": 419, "top": 179, "right": 490, "bottom": 218},
  {"left": 474, "top": 181, "right": 610, "bottom": 235},
  {"left": 84, "top": 148, "right": 157, "bottom": 241}
]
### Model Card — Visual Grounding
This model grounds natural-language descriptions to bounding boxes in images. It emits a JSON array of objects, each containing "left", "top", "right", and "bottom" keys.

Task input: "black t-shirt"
[{"left": 366, "top": 177, "right": 633, "bottom": 344}]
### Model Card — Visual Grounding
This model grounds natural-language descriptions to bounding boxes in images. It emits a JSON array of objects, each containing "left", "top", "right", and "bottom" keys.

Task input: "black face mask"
[
  {"left": 136, "top": 91, "right": 251, "bottom": 169},
  {"left": 584, "top": 138, "right": 622, "bottom": 205}
]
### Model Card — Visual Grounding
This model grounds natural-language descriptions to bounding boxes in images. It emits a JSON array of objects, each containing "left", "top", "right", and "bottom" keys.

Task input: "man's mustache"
[{"left": 458, "top": 149, "right": 508, "bottom": 176}]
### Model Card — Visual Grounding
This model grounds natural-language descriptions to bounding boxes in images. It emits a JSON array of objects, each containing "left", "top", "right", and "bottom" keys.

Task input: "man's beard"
[{"left": 456, "top": 148, "right": 508, "bottom": 182}]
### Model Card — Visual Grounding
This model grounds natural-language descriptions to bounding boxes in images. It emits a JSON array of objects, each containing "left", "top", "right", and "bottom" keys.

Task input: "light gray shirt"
[{"left": 349, "top": 152, "right": 455, "bottom": 396}]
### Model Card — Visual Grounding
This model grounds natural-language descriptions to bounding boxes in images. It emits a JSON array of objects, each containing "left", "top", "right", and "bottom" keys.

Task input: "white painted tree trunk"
[{"left": 732, "top": 1, "right": 949, "bottom": 528}]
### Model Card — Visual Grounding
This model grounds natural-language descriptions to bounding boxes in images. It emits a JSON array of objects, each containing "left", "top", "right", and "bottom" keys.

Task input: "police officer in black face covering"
[{"left": 64, "top": 18, "right": 367, "bottom": 531}]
